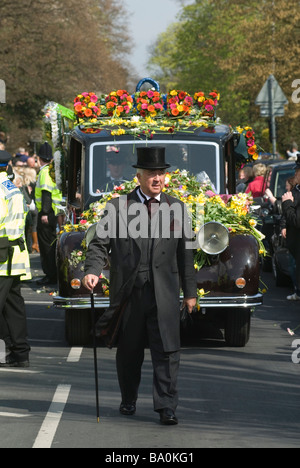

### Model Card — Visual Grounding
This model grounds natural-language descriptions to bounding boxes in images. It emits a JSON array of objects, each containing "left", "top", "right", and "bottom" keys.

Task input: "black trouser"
[
  {"left": 0, "top": 276, "right": 30, "bottom": 362},
  {"left": 116, "top": 283, "right": 180, "bottom": 412},
  {"left": 37, "top": 211, "right": 57, "bottom": 281}
]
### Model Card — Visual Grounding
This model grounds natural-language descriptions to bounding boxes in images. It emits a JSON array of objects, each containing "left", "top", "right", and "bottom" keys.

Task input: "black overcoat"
[{"left": 84, "top": 188, "right": 197, "bottom": 352}]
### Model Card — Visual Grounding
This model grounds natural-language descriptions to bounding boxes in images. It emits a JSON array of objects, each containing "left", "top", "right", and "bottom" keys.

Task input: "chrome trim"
[
  {"left": 198, "top": 293, "right": 263, "bottom": 308},
  {"left": 53, "top": 296, "right": 110, "bottom": 309},
  {"left": 53, "top": 293, "right": 263, "bottom": 310}
]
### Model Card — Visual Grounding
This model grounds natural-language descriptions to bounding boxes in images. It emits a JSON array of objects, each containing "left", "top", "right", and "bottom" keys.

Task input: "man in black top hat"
[{"left": 83, "top": 146, "right": 197, "bottom": 425}]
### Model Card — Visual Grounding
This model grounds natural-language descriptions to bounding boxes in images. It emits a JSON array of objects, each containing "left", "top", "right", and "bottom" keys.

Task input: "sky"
[{"left": 122, "top": 0, "right": 187, "bottom": 80}]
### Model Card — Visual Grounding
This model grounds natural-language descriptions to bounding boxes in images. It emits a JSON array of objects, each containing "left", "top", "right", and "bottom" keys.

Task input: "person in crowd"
[
  {"left": 0, "top": 150, "right": 31, "bottom": 368},
  {"left": 35, "top": 142, "right": 62, "bottom": 286},
  {"left": 236, "top": 166, "right": 254, "bottom": 193},
  {"left": 99, "top": 150, "right": 127, "bottom": 192},
  {"left": 245, "top": 163, "right": 267, "bottom": 198},
  {"left": 82, "top": 146, "right": 197, "bottom": 426},
  {"left": 282, "top": 160, "right": 300, "bottom": 301},
  {"left": 23, "top": 167, "right": 39, "bottom": 252},
  {"left": 287, "top": 142, "right": 299, "bottom": 161}
]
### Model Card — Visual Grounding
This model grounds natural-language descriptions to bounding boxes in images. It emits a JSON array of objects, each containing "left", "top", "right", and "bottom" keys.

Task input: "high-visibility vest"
[
  {"left": 35, "top": 164, "right": 62, "bottom": 216},
  {"left": 0, "top": 172, "right": 31, "bottom": 280}
]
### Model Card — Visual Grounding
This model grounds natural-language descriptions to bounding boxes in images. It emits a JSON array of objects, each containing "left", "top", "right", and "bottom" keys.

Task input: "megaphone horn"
[{"left": 197, "top": 222, "right": 229, "bottom": 255}]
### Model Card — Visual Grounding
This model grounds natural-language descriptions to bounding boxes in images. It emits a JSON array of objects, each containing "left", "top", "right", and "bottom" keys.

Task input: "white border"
[{"left": 89, "top": 140, "right": 221, "bottom": 196}]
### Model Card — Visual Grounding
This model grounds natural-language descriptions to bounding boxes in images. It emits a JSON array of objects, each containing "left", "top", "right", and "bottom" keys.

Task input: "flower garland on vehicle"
[
  {"left": 134, "top": 90, "right": 164, "bottom": 118},
  {"left": 236, "top": 126, "right": 259, "bottom": 164},
  {"left": 105, "top": 90, "right": 134, "bottom": 118},
  {"left": 166, "top": 90, "right": 193, "bottom": 117},
  {"left": 194, "top": 90, "right": 220, "bottom": 118},
  {"left": 64, "top": 170, "right": 266, "bottom": 273},
  {"left": 74, "top": 92, "right": 102, "bottom": 122}
]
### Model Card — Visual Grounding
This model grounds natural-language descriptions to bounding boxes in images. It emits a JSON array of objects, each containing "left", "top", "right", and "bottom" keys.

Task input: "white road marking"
[
  {"left": 33, "top": 384, "right": 71, "bottom": 449},
  {"left": 67, "top": 347, "right": 83, "bottom": 363},
  {"left": 0, "top": 368, "right": 41, "bottom": 374},
  {"left": 0, "top": 412, "right": 30, "bottom": 418}
]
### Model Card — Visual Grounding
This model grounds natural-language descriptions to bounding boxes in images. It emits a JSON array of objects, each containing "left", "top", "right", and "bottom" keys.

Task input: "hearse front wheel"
[
  {"left": 225, "top": 308, "right": 251, "bottom": 347},
  {"left": 65, "top": 309, "right": 91, "bottom": 346}
]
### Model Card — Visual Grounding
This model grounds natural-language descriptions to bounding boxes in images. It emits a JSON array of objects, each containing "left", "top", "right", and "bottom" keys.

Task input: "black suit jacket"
[{"left": 84, "top": 188, "right": 197, "bottom": 351}]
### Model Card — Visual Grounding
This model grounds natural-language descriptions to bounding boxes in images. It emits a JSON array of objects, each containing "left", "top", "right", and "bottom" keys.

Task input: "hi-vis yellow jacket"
[
  {"left": 35, "top": 164, "right": 62, "bottom": 216},
  {"left": 0, "top": 172, "right": 31, "bottom": 280}
]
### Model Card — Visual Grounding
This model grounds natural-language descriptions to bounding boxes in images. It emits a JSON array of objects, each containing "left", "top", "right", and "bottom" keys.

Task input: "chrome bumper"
[
  {"left": 53, "top": 296, "right": 110, "bottom": 309},
  {"left": 199, "top": 293, "right": 263, "bottom": 308},
  {"left": 53, "top": 293, "right": 263, "bottom": 310}
]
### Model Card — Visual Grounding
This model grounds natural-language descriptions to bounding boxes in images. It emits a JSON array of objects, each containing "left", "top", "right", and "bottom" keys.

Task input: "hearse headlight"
[
  {"left": 197, "top": 222, "right": 229, "bottom": 255},
  {"left": 236, "top": 277, "right": 247, "bottom": 289},
  {"left": 70, "top": 278, "right": 81, "bottom": 290}
]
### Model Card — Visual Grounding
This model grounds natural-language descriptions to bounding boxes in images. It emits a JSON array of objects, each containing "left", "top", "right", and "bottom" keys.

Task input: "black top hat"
[
  {"left": 0, "top": 150, "right": 12, "bottom": 166},
  {"left": 133, "top": 147, "right": 171, "bottom": 170},
  {"left": 38, "top": 142, "right": 53, "bottom": 161}
]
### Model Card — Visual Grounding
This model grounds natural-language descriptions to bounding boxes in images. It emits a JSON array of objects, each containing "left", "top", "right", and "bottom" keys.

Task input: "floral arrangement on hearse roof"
[
  {"left": 64, "top": 169, "right": 267, "bottom": 273},
  {"left": 72, "top": 87, "right": 221, "bottom": 137}
]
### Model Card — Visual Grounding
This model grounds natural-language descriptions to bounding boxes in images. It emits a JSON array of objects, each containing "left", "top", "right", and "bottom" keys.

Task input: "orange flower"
[
  {"left": 248, "top": 146, "right": 256, "bottom": 155},
  {"left": 84, "top": 108, "right": 93, "bottom": 117},
  {"left": 117, "top": 89, "right": 124, "bottom": 97},
  {"left": 172, "top": 108, "right": 180, "bottom": 117},
  {"left": 148, "top": 105, "right": 155, "bottom": 113}
]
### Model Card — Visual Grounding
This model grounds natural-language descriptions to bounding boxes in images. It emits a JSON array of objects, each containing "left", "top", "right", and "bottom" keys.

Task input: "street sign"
[
  {"left": 255, "top": 75, "right": 288, "bottom": 157},
  {"left": 260, "top": 105, "right": 285, "bottom": 118},
  {"left": 255, "top": 74, "right": 288, "bottom": 107}
]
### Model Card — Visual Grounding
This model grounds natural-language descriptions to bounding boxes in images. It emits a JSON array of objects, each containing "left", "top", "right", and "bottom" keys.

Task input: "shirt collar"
[{"left": 137, "top": 187, "right": 161, "bottom": 203}]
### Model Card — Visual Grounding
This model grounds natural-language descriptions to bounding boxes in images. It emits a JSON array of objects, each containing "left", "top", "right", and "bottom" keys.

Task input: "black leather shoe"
[
  {"left": 0, "top": 356, "right": 30, "bottom": 368},
  {"left": 159, "top": 408, "right": 178, "bottom": 425},
  {"left": 119, "top": 402, "right": 136, "bottom": 416}
]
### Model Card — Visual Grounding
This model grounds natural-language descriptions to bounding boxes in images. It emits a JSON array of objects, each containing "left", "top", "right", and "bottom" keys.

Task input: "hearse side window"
[{"left": 68, "top": 138, "right": 82, "bottom": 206}]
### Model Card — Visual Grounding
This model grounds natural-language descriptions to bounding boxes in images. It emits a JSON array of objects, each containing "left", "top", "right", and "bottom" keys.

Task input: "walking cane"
[{"left": 91, "top": 291, "right": 100, "bottom": 423}]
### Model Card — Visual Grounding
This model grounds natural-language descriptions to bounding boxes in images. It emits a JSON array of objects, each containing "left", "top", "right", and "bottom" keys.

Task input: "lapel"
[
  {"left": 118, "top": 188, "right": 175, "bottom": 253},
  {"left": 119, "top": 187, "right": 144, "bottom": 251},
  {"left": 153, "top": 192, "right": 174, "bottom": 252}
]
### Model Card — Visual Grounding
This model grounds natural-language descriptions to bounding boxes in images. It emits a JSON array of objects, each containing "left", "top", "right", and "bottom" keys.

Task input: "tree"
[
  {"left": 148, "top": 0, "right": 300, "bottom": 154},
  {"left": 0, "top": 0, "right": 132, "bottom": 148}
]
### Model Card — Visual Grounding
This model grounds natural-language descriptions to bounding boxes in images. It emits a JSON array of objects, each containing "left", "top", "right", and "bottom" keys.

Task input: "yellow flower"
[{"left": 170, "top": 90, "right": 178, "bottom": 96}]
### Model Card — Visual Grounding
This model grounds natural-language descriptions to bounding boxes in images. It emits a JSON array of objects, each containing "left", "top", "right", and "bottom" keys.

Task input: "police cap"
[{"left": 38, "top": 142, "right": 53, "bottom": 161}]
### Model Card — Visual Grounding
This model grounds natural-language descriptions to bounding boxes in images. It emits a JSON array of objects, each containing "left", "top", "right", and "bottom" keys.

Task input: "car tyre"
[
  {"left": 225, "top": 308, "right": 251, "bottom": 347},
  {"left": 65, "top": 309, "right": 91, "bottom": 346}
]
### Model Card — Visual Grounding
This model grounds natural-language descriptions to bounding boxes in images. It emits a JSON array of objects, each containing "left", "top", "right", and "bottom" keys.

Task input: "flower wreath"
[
  {"left": 194, "top": 90, "right": 220, "bottom": 118},
  {"left": 134, "top": 90, "right": 164, "bottom": 118},
  {"left": 236, "top": 126, "right": 259, "bottom": 165},
  {"left": 166, "top": 90, "right": 193, "bottom": 117},
  {"left": 105, "top": 90, "right": 133, "bottom": 117}
]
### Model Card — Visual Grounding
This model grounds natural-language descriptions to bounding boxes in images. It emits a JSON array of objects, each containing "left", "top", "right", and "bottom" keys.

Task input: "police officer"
[
  {"left": 0, "top": 150, "right": 31, "bottom": 368},
  {"left": 35, "top": 142, "right": 62, "bottom": 286}
]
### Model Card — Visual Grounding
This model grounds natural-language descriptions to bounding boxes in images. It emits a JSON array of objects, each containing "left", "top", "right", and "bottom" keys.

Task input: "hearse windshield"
[{"left": 89, "top": 141, "right": 222, "bottom": 195}]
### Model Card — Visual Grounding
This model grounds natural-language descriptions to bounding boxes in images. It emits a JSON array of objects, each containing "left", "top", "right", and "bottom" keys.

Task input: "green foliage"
[{"left": 148, "top": 0, "right": 300, "bottom": 155}]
